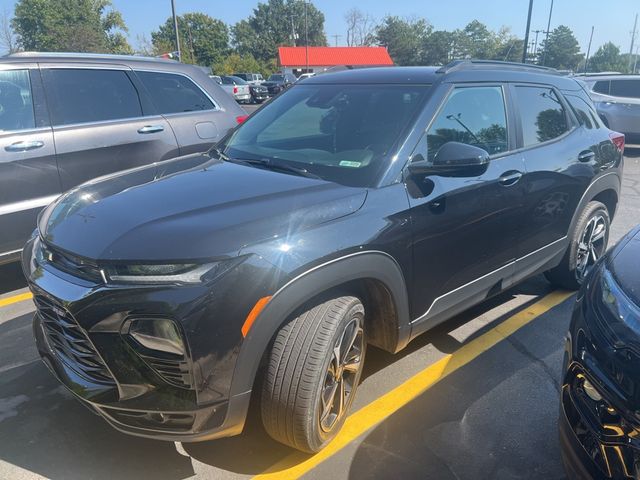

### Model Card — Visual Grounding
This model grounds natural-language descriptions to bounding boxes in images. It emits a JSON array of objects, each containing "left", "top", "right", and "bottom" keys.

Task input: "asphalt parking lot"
[{"left": 0, "top": 145, "right": 638, "bottom": 480}]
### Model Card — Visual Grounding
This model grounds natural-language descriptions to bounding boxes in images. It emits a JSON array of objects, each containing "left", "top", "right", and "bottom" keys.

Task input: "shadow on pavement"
[
  {"left": 344, "top": 296, "right": 573, "bottom": 480},
  {"left": 0, "top": 262, "right": 27, "bottom": 296}
]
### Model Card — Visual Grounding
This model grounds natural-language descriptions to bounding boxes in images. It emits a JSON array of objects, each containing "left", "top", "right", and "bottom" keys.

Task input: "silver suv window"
[
  {"left": 42, "top": 69, "right": 142, "bottom": 126},
  {"left": 136, "top": 71, "right": 215, "bottom": 114},
  {"left": 0, "top": 69, "right": 35, "bottom": 132},
  {"left": 610, "top": 79, "right": 640, "bottom": 99}
]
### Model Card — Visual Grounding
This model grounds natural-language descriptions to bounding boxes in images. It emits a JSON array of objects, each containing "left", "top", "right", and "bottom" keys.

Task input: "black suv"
[{"left": 23, "top": 61, "right": 624, "bottom": 453}]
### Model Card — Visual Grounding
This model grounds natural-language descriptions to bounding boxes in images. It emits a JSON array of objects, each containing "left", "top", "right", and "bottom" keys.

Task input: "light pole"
[
  {"left": 522, "top": 0, "right": 534, "bottom": 63},
  {"left": 542, "top": 0, "right": 554, "bottom": 65},
  {"left": 171, "top": 0, "right": 181, "bottom": 61},
  {"left": 304, "top": 0, "right": 309, "bottom": 74}
]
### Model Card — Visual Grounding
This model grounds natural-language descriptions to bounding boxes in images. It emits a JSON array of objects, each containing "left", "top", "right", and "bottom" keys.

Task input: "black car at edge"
[
  {"left": 560, "top": 225, "right": 640, "bottom": 479},
  {"left": 23, "top": 61, "right": 624, "bottom": 453}
]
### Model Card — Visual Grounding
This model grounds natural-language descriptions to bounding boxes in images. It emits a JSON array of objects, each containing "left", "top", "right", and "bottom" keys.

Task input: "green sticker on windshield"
[{"left": 339, "top": 161, "right": 362, "bottom": 168}]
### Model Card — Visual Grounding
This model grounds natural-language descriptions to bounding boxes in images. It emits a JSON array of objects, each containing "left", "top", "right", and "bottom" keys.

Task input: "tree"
[
  {"left": 422, "top": 30, "right": 454, "bottom": 65},
  {"left": 232, "top": 0, "right": 326, "bottom": 63},
  {"left": 373, "top": 16, "right": 431, "bottom": 66},
  {"left": 152, "top": 13, "right": 229, "bottom": 66},
  {"left": 493, "top": 27, "right": 523, "bottom": 62},
  {"left": 12, "top": 0, "right": 131, "bottom": 53},
  {"left": 212, "top": 53, "right": 277, "bottom": 77},
  {"left": 344, "top": 7, "right": 375, "bottom": 47},
  {"left": 456, "top": 20, "right": 498, "bottom": 59},
  {"left": 588, "top": 42, "right": 627, "bottom": 73},
  {"left": 0, "top": 9, "right": 18, "bottom": 54},
  {"left": 537, "top": 25, "right": 583, "bottom": 70}
]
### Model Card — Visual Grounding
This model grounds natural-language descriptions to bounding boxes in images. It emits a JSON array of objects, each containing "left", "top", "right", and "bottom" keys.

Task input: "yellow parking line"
[
  {"left": 0, "top": 292, "right": 33, "bottom": 308},
  {"left": 253, "top": 290, "right": 573, "bottom": 480}
]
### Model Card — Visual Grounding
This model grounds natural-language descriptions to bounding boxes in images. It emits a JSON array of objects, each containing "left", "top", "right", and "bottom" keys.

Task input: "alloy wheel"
[
  {"left": 576, "top": 214, "right": 607, "bottom": 281},
  {"left": 319, "top": 316, "right": 364, "bottom": 433}
]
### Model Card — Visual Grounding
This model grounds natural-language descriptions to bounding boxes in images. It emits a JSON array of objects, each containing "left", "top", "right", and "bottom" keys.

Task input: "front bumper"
[
  {"left": 22, "top": 236, "right": 276, "bottom": 442},
  {"left": 560, "top": 291, "right": 640, "bottom": 479}
]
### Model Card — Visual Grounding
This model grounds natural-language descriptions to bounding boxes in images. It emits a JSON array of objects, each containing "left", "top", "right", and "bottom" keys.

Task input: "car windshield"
[
  {"left": 221, "top": 83, "right": 430, "bottom": 188},
  {"left": 269, "top": 75, "right": 284, "bottom": 81}
]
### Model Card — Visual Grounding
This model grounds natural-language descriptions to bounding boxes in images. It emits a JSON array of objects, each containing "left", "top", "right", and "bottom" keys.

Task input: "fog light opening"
[{"left": 582, "top": 378, "right": 603, "bottom": 402}]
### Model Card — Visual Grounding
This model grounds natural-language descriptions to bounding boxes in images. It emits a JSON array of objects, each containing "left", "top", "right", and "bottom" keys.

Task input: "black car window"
[
  {"left": 426, "top": 86, "right": 508, "bottom": 161},
  {"left": 592, "top": 80, "right": 610, "bottom": 95},
  {"left": 136, "top": 71, "right": 215, "bottom": 114},
  {"left": 515, "top": 86, "right": 569, "bottom": 148},
  {"left": 227, "top": 76, "right": 248, "bottom": 85},
  {"left": 42, "top": 69, "right": 142, "bottom": 126},
  {"left": 565, "top": 94, "right": 601, "bottom": 129},
  {"left": 610, "top": 79, "right": 640, "bottom": 99},
  {"left": 223, "top": 84, "right": 430, "bottom": 188},
  {"left": 0, "top": 69, "right": 35, "bottom": 132}
]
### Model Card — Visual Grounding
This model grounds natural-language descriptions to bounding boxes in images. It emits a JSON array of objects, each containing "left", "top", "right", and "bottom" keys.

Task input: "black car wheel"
[
  {"left": 261, "top": 296, "right": 366, "bottom": 453},
  {"left": 545, "top": 200, "right": 610, "bottom": 290}
]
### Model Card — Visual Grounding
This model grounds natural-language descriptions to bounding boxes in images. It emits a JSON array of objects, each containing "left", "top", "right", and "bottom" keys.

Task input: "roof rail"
[
  {"left": 6, "top": 52, "right": 177, "bottom": 63},
  {"left": 436, "top": 59, "right": 558, "bottom": 74}
]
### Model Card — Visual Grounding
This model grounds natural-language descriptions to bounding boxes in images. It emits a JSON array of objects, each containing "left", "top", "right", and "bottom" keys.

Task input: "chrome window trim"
[
  {"left": 0, "top": 126, "right": 52, "bottom": 138},
  {"left": 0, "top": 194, "right": 59, "bottom": 216},
  {"left": 133, "top": 68, "right": 221, "bottom": 113}
]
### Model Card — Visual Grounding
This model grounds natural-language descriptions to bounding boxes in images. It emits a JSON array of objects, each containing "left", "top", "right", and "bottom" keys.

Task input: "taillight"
[
  {"left": 236, "top": 115, "right": 248, "bottom": 124},
  {"left": 609, "top": 132, "right": 625, "bottom": 153},
  {"left": 233, "top": 86, "right": 238, "bottom": 94}
]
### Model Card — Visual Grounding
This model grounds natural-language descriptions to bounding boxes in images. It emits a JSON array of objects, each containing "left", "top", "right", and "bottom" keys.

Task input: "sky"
[{"left": 1, "top": 0, "right": 639, "bottom": 55}]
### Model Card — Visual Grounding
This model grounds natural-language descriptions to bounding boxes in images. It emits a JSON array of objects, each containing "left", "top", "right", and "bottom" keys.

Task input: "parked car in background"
[
  {"left": 560, "top": 225, "right": 640, "bottom": 479},
  {"left": 220, "top": 75, "right": 252, "bottom": 103},
  {"left": 581, "top": 74, "right": 640, "bottom": 147},
  {"left": 296, "top": 72, "right": 316, "bottom": 82},
  {"left": 248, "top": 83, "right": 269, "bottom": 103},
  {"left": 209, "top": 75, "right": 222, "bottom": 85},
  {"left": 262, "top": 72, "right": 296, "bottom": 96},
  {"left": 24, "top": 61, "right": 623, "bottom": 454},
  {"left": 0, "top": 52, "right": 246, "bottom": 265},
  {"left": 232, "top": 73, "right": 264, "bottom": 85}
]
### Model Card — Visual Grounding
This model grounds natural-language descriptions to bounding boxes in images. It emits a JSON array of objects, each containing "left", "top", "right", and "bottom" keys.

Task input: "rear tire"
[
  {"left": 544, "top": 201, "right": 610, "bottom": 290},
  {"left": 261, "top": 296, "right": 366, "bottom": 453}
]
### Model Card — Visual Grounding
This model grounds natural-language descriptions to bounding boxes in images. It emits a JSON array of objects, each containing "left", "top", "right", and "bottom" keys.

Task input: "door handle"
[
  {"left": 137, "top": 125, "right": 164, "bottom": 134},
  {"left": 498, "top": 171, "right": 523, "bottom": 187},
  {"left": 4, "top": 140, "right": 45, "bottom": 152},
  {"left": 578, "top": 150, "right": 596, "bottom": 162}
]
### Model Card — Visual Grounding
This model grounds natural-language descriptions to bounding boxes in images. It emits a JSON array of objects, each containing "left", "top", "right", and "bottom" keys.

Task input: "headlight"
[
  {"left": 123, "top": 318, "right": 185, "bottom": 356},
  {"left": 105, "top": 262, "right": 219, "bottom": 284},
  {"left": 600, "top": 269, "right": 640, "bottom": 337}
]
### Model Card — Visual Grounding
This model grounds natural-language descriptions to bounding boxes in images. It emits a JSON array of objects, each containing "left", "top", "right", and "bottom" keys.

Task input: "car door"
[
  {"left": 511, "top": 84, "right": 590, "bottom": 280},
  {"left": 134, "top": 69, "right": 231, "bottom": 155},
  {"left": 0, "top": 64, "right": 60, "bottom": 260},
  {"left": 407, "top": 84, "right": 527, "bottom": 333},
  {"left": 40, "top": 64, "right": 180, "bottom": 191}
]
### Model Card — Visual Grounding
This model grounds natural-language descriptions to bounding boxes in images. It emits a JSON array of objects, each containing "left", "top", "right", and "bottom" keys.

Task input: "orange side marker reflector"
[{"left": 241, "top": 296, "right": 272, "bottom": 338}]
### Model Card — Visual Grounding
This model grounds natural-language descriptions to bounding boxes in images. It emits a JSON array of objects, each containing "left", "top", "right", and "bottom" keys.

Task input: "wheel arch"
[
  {"left": 228, "top": 251, "right": 411, "bottom": 401},
  {"left": 569, "top": 173, "right": 620, "bottom": 236}
]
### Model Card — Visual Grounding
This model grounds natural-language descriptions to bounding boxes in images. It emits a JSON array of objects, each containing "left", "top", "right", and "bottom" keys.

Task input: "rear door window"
[
  {"left": 42, "top": 68, "right": 142, "bottom": 126},
  {"left": 426, "top": 86, "right": 508, "bottom": 161},
  {"left": 0, "top": 69, "right": 35, "bottom": 132},
  {"left": 609, "top": 79, "right": 640, "bottom": 99},
  {"left": 136, "top": 71, "right": 216, "bottom": 114},
  {"left": 514, "top": 86, "right": 569, "bottom": 147}
]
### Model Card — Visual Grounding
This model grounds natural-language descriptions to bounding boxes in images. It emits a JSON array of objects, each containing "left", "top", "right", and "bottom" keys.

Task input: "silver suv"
[
  {"left": 0, "top": 53, "right": 245, "bottom": 264},
  {"left": 580, "top": 74, "right": 640, "bottom": 147}
]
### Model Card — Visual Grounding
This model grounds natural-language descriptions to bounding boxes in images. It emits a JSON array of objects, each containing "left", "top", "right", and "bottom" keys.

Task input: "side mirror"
[{"left": 409, "top": 142, "right": 490, "bottom": 175}]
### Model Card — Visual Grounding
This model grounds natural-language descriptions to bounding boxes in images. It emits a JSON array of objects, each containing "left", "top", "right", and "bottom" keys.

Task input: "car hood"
[
  {"left": 41, "top": 154, "right": 367, "bottom": 261},
  {"left": 608, "top": 226, "right": 640, "bottom": 306}
]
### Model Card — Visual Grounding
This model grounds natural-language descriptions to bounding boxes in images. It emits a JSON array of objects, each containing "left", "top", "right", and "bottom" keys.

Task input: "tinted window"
[
  {"left": 426, "top": 86, "right": 508, "bottom": 161},
  {"left": 223, "top": 84, "right": 430, "bottom": 187},
  {"left": 592, "top": 80, "right": 610, "bottom": 94},
  {"left": 43, "top": 69, "right": 142, "bottom": 126},
  {"left": 0, "top": 70, "right": 35, "bottom": 132},
  {"left": 137, "top": 71, "right": 215, "bottom": 114},
  {"left": 226, "top": 76, "right": 248, "bottom": 85},
  {"left": 515, "top": 86, "right": 568, "bottom": 147},
  {"left": 269, "top": 75, "right": 284, "bottom": 81},
  {"left": 610, "top": 79, "right": 640, "bottom": 98},
  {"left": 566, "top": 95, "right": 601, "bottom": 129}
]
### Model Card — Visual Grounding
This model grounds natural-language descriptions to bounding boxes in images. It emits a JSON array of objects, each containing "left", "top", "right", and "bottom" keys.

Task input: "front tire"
[
  {"left": 261, "top": 296, "right": 366, "bottom": 453},
  {"left": 545, "top": 200, "right": 610, "bottom": 290}
]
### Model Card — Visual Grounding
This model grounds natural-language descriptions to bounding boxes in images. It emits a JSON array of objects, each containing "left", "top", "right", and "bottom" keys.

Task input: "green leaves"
[
  {"left": 537, "top": 25, "right": 584, "bottom": 70},
  {"left": 588, "top": 42, "right": 628, "bottom": 73}
]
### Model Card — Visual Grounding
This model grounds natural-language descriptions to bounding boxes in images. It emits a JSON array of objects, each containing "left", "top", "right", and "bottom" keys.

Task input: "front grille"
[
  {"left": 140, "top": 354, "right": 192, "bottom": 389},
  {"left": 35, "top": 295, "right": 115, "bottom": 385}
]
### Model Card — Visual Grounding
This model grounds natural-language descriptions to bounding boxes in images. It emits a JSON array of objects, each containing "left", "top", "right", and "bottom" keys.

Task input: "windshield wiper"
[
  {"left": 225, "top": 157, "right": 321, "bottom": 179},
  {"left": 210, "top": 147, "right": 231, "bottom": 162}
]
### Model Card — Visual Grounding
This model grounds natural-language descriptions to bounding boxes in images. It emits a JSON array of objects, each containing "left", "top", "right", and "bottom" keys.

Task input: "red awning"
[{"left": 278, "top": 47, "right": 394, "bottom": 67}]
